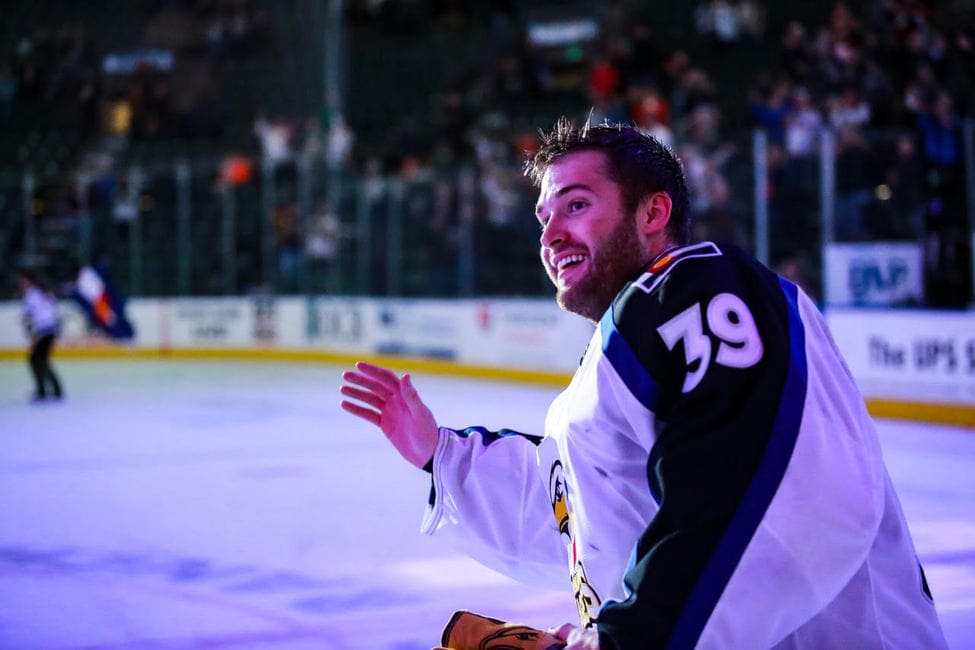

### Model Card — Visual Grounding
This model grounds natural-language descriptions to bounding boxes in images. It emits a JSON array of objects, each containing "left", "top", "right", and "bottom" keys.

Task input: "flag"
[{"left": 71, "top": 265, "right": 135, "bottom": 340}]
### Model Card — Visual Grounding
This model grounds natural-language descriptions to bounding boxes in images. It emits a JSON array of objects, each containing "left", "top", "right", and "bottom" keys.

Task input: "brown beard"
[{"left": 554, "top": 216, "right": 649, "bottom": 323}]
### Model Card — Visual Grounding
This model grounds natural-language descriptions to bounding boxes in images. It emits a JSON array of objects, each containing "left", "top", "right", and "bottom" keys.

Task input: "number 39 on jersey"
[{"left": 657, "top": 293, "right": 764, "bottom": 393}]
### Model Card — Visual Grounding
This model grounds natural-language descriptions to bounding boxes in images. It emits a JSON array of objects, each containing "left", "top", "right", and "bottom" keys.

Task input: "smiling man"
[{"left": 340, "top": 118, "right": 947, "bottom": 649}]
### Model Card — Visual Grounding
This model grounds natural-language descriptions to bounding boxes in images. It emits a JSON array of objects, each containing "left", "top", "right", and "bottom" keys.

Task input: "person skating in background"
[{"left": 19, "top": 268, "right": 63, "bottom": 402}]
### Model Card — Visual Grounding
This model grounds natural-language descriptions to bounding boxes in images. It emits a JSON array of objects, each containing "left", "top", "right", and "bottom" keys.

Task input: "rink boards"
[{"left": 0, "top": 296, "right": 972, "bottom": 426}]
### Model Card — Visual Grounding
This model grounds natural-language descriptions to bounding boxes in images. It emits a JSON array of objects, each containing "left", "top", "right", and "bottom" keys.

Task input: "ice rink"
[{"left": 1, "top": 358, "right": 973, "bottom": 649}]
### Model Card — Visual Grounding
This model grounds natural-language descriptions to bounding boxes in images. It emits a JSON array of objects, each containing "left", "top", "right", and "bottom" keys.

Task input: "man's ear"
[{"left": 638, "top": 191, "right": 672, "bottom": 236}]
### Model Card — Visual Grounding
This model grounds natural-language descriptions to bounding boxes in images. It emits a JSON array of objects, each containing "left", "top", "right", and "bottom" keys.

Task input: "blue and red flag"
[{"left": 71, "top": 265, "right": 135, "bottom": 340}]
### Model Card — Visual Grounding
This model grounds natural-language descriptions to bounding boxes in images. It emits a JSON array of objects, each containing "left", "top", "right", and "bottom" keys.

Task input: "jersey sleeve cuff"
[{"left": 420, "top": 426, "right": 453, "bottom": 535}]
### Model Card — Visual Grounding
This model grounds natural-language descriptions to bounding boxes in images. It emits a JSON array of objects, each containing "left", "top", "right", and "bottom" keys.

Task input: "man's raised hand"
[{"left": 340, "top": 361, "right": 439, "bottom": 469}]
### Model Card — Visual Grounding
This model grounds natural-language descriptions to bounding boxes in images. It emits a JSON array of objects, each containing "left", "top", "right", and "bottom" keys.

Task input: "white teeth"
[{"left": 557, "top": 255, "right": 586, "bottom": 270}]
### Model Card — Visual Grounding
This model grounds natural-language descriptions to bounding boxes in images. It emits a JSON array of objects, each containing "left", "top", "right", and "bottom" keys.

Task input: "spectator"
[
  {"left": 784, "top": 86, "right": 823, "bottom": 158},
  {"left": 272, "top": 201, "right": 300, "bottom": 292},
  {"left": 306, "top": 201, "right": 340, "bottom": 291},
  {"left": 882, "top": 133, "right": 925, "bottom": 239},
  {"left": 327, "top": 113, "right": 355, "bottom": 168},
  {"left": 917, "top": 91, "right": 962, "bottom": 171},
  {"left": 750, "top": 78, "right": 791, "bottom": 146},
  {"left": 834, "top": 124, "right": 874, "bottom": 240},
  {"left": 300, "top": 116, "right": 325, "bottom": 163},
  {"left": 780, "top": 20, "right": 814, "bottom": 84},
  {"left": 861, "top": 59, "right": 899, "bottom": 126},
  {"left": 630, "top": 86, "right": 674, "bottom": 150},
  {"left": 695, "top": 0, "right": 742, "bottom": 49},
  {"left": 254, "top": 113, "right": 294, "bottom": 170},
  {"left": 828, "top": 84, "right": 871, "bottom": 129}
]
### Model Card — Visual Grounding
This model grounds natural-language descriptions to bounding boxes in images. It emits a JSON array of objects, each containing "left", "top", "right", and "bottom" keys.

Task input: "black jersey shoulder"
[
  {"left": 611, "top": 242, "right": 783, "bottom": 335},
  {"left": 607, "top": 242, "right": 791, "bottom": 407}
]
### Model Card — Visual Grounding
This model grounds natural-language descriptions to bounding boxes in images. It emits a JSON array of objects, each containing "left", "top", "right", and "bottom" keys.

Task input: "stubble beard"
[{"left": 553, "top": 217, "right": 649, "bottom": 323}]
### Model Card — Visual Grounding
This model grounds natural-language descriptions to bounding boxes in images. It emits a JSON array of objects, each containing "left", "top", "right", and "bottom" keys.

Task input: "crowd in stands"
[
  {"left": 338, "top": 0, "right": 972, "bottom": 296},
  {"left": 2, "top": 0, "right": 973, "bottom": 302}
]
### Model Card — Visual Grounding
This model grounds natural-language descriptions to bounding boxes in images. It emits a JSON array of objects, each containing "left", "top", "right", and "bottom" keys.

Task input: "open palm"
[{"left": 340, "top": 361, "right": 439, "bottom": 468}]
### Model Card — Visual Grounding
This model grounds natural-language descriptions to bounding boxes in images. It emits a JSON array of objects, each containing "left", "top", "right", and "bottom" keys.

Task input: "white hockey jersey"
[
  {"left": 22, "top": 286, "right": 59, "bottom": 338},
  {"left": 421, "top": 242, "right": 948, "bottom": 649}
]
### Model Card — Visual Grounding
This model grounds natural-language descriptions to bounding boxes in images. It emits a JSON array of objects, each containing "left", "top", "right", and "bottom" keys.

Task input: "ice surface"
[{"left": 0, "top": 359, "right": 972, "bottom": 649}]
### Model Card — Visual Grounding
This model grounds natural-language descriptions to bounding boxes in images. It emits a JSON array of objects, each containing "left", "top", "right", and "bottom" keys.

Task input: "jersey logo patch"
[
  {"left": 571, "top": 556, "right": 601, "bottom": 628},
  {"left": 549, "top": 460, "right": 602, "bottom": 627},
  {"left": 549, "top": 461, "right": 572, "bottom": 543},
  {"left": 634, "top": 241, "right": 723, "bottom": 296}
]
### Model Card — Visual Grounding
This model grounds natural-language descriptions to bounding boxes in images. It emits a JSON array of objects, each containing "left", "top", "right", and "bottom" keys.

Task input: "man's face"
[{"left": 536, "top": 150, "right": 650, "bottom": 322}]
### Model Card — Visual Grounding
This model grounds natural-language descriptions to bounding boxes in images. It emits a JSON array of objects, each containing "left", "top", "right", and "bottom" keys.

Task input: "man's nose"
[{"left": 539, "top": 214, "right": 564, "bottom": 248}]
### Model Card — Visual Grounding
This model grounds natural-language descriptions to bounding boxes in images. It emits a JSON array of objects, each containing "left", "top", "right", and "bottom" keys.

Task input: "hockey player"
[
  {"left": 19, "top": 268, "right": 63, "bottom": 402},
  {"left": 340, "top": 118, "right": 948, "bottom": 649}
]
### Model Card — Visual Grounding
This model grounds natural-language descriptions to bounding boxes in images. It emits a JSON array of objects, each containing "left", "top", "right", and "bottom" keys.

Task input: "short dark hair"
[{"left": 524, "top": 116, "right": 692, "bottom": 245}]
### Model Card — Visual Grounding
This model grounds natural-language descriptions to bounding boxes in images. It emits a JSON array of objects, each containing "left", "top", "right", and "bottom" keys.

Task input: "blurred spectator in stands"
[
  {"left": 780, "top": 21, "right": 813, "bottom": 84},
  {"left": 306, "top": 201, "right": 340, "bottom": 290},
  {"left": 358, "top": 155, "right": 389, "bottom": 294},
  {"left": 881, "top": 133, "right": 925, "bottom": 239},
  {"left": 477, "top": 156, "right": 519, "bottom": 231},
  {"left": 254, "top": 112, "right": 294, "bottom": 170},
  {"left": 198, "top": 0, "right": 270, "bottom": 60},
  {"left": 683, "top": 102, "right": 723, "bottom": 151},
  {"left": 784, "top": 86, "right": 823, "bottom": 159},
  {"left": 272, "top": 200, "right": 300, "bottom": 292},
  {"left": 917, "top": 91, "right": 962, "bottom": 172},
  {"left": 737, "top": 1, "right": 767, "bottom": 42},
  {"left": 327, "top": 114, "right": 356, "bottom": 169},
  {"left": 682, "top": 143, "right": 743, "bottom": 248},
  {"left": 671, "top": 66, "right": 717, "bottom": 129},
  {"left": 944, "top": 29, "right": 975, "bottom": 114},
  {"left": 804, "top": 27, "right": 837, "bottom": 95},
  {"left": 834, "top": 124, "right": 874, "bottom": 240},
  {"left": 300, "top": 116, "right": 325, "bottom": 163},
  {"left": 828, "top": 84, "right": 871, "bottom": 129},
  {"left": 695, "top": 0, "right": 742, "bottom": 50},
  {"left": 749, "top": 77, "right": 791, "bottom": 146},
  {"left": 630, "top": 86, "right": 674, "bottom": 150},
  {"left": 916, "top": 89, "right": 965, "bottom": 260},
  {"left": 903, "top": 60, "right": 942, "bottom": 118},
  {"left": 361, "top": 156, "right": 386, "bottom": 205},
  {"left": 86, "top": 153, "right": 120, "bottom": 213},
  {"left": 588, "top": 52, "right": 627, "bottom": 124},
  {"left": 861, "top": 59, "right": 899, "bottom": 126},
  {"left": 825, "top": 2, "right": 864, "bottom": 85},
  {"left": 205, "top": 10, "right": 230, "bottom": 60},
  {"left": 766, "top": 140, "right": 813, "bottom": 262}
]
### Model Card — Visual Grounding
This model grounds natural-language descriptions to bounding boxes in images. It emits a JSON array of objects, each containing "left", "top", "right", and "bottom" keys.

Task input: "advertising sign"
[
  {"left": 824, "top": 242, "right": 923, "bottom": 307},
  {"left": 828, "top": 308, "right": 975, "bottom": 405},
  {"left": 164, "top": 298, "right": 253, "bottom": 347}
]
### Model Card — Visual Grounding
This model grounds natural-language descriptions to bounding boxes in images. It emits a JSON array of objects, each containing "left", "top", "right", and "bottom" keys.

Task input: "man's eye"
[{"left": 568, "top": 200, "right": 587, "bottom": 211}]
